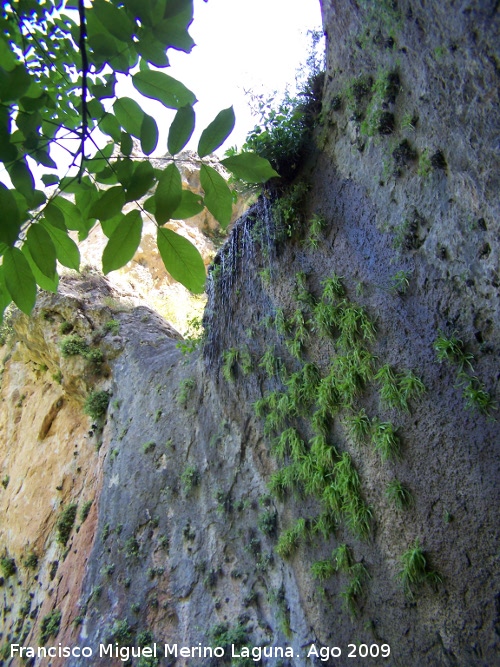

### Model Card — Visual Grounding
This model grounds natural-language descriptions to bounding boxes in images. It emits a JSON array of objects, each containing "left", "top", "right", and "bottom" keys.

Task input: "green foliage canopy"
[{"left": 0, "top": 0, "right": 278, "bottom": 318}]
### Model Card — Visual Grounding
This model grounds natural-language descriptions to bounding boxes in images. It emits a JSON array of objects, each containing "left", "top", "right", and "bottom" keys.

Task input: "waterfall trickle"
[{"left": 203, "top": 194, "right": 278, "bottom": 371}]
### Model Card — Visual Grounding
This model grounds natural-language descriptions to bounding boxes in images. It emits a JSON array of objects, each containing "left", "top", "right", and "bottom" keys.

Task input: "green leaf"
[
  {"left": 52, "top": 197, "right": 84, "bottom": 232},
  {"left": 41, "top": 174, "right": 59, "bottom": 186},
  {"left": 113, "top": 97, "right": 144, "bottom": 138},
  {"left": 133, "top": 70, "right": 196, "bottom": 109},
  {"left": 94, "top": 0, "right": 135, "bottom": 42},
  {"left": 100, "top": 213, "right": 124, "bottom": 239},
  {"left": 157, "top": 227, "right": 205, "bottom": 294},
  {"left": 3, "top": 247, "right": 36, "bottom": 315},
  {"left": 171, "top": 190, "right": 204, "bottom": 219},
  {"left": 155, "top": 163, "right": 182, "bottom": 224},
  {"left": 41, "top": 221, "right": 80, "bottom": 271},
  {"left": 100, "top": 113, "right": 122, "bottom": 142},
  {"left": 0, "top": 184, "right": 21, "bottom": 245},
  {"left": 102, "top": 210, "right": 143, "bottom": 274},
  {"left": 220, "top": 153, "right": 279, "bottom": 183},
  {"left": 153, "top": 19, "right": 195, "bottom": 53},
  {"left": 0, "top": 37, "right": 17, "bottom": 72},
  {"left": 26, "top": 224, "right": 57, "bottom": 279},
  {"left": 140, "top": 113, "right": 158, "bottom": 155},
  {"left": 7, "top": 160, "right": 35, "bottom": 200},
  {"left": 168, "top": 105, "right": 195, "bottom": 155},
  {"left": 0, "top": 65, "right": 31, "bottom": 101},
  {"left": 89, "top": 186, "right": 126, "bottom": 221},
  {"left": 120, "top": 131, "right": 133, "bottom": 156},
  {"left": 135, "top": 35, "right": 169, "bottom": 67},
  {"left": 0, "top": 267, "right": 13, "bottom": 321},
  {"left": 199, "top": 164, "right": 233, "bottom": 228},
  {"left": 44, "top": 203, "right": 66, "bottom": 230},
  {"left": 33, "top": 148, "right": 57, "bottom": 169},
  {"left": 22, "top": 245, "right": 59, "bottom": 293},
  {"left": 126, "top": 161, "right": 155, "bottom": 201},
  {"left": 198, "top": 107, "right": 235, "bottom": 158}
]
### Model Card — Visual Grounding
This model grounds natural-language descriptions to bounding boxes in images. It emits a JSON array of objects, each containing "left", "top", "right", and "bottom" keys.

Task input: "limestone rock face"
[{"left": 0, "top": 2, "right": 499, "bottom": 666}]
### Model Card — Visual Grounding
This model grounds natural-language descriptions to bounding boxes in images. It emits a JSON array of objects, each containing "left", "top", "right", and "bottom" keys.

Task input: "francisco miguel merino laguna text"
[{"left": 11, "top": 642, "right": 298, "bottom": 662}]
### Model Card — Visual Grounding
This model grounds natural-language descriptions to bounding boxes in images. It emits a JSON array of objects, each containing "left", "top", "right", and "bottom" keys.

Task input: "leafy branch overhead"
[{"left": 0, "top": 0, "right": 278, "bottom": 317}]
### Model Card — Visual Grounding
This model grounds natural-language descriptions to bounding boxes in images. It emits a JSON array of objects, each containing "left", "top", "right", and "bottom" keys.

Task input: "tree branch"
[{"left": 78, "top": 0, "right": 89, "bottom": 181}]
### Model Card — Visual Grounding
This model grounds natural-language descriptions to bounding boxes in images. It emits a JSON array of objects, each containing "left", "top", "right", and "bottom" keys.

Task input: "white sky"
[{"left": 163, "top": 0, "right": 323, "bottom": 149}]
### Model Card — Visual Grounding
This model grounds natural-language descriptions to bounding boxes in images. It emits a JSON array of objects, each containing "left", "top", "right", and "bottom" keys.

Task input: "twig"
[{"left": 78, "top": 0, "right": 89, "bottom": 181}]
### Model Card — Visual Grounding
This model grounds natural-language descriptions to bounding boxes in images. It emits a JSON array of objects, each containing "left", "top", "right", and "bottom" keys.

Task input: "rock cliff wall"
[{"left": 0, "top": 1, "right": 498, "bottom": 666}]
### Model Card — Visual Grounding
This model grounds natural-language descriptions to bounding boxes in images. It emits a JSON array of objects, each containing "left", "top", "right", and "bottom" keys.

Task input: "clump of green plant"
[
  {"left": 257, "top": 267, "right": 271, "bottom": 286},
  {"left": 109, "top": 618, "right": 133, "bottom": 646},
  {"left": 142, "top": 440, "right": 156, "bottom": 454},
  {"left": 222, "top": 346, "right": 252, "bottom": 381},
  {"left": 60, "top": 334, "right": 89, "bottom": 357},
  {"left": 56, "top": 503, "right": 78, "bottom": 546},
  {"left": 209, "top": 621, "right": 249, "bottom": 653},
  {"left": 459, "top": 374, "right": 496, "bottom": 416},
  {"left": 371, "top": 419, "right": 400, "bottom": 461},
  {"left": 359, "top": 70, "right": 399, "bottom": 136},
  {"left": 385, "top": 480, "right": 414, "bottom": 509},
  {"left": 177, "top": 316, "right": 204, "bottom": 355},
  {"left": 272, "top": 181, "right": 310, "bottom": 240},
  {"left": 258, "top": 508, "right": 278, "bottom": 537},
  {"left": 344, "top": 409, "right": 371, "bottom": 443},
  {"left": 84, "top": 390, "right": 110, "bottom": 421},
  {"left": 417, "top": 148, "right": 432, "bottom": 177},
  {"left": 59, "top": 321, "right": 73, "bottom": 335},
  {"left": 321, "top": 272, "right": 345, "bottom": 302},
  {"left": 104, "top": 319, "right": 120, "bottom": 334},
  {"left": 390, "top": 270, "right": 411, "bottom": 295},
  {"left": 60, "top": 334, "right": 104, "bottom": 364},
  {"left": 375, "top": 365, "right": 425, "bottom": 412},
  {"left": 341, "top": 561, "right": 370, "bottom": 617},
  {"left": 177, "top": 377, "right": 195, "bottom": 407},
  {"left": 40, "top": 609, "right": 62, "bottom": 643},
  {"left": 124, "top": 536, "right": 140, "bottom": 558},
  {"left": 275, "top": 517, "right": 307, "bottom": 558},
  {"left": 0, "top": 554, "right": 16, "bottom": 578},
  {"left": 258, "top": 346, "right": 282, "bottom": 379},
  {"left": 305, "top": 213, "right": 327, "bottom": 249},
  {"left": 241, "top": 85, "right": 313, "bottom": 180},
  {"left": 181, "top": 465, "right": 200, "bottom": 494},
  {"left": 1, "top": 474, "right": 9, "bottom": 489},
  {"left": 0, "top": 307, "right": 14, "bottom": 346},
  {"left": 79, "top": 501, "right": 92, "bottom": 523},
  {"left": 23, "top": 551, "right": 39, "bottom": 569},
  {"left": 398, "top": 540, "right": 441, "bottom": 598},
  {"left": 272, "top": 428, "right": 306, "bottom": 463},
  {"left": 433, "top": 331, "right": 473, "bottom": 370},
  {"left": 434, "top": 331, "right": 496, "bottom": 416}
]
